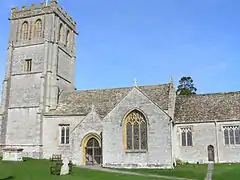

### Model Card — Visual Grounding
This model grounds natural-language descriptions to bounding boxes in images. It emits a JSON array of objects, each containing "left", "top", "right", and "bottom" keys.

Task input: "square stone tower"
[{"left": 0, "top": 0, "right": 77, "bottom": 158}]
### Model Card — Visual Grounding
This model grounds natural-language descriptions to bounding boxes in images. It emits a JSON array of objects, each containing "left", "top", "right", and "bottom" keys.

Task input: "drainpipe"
[{"left": 214, "top": 120, "right": 219, "bottom": 163}]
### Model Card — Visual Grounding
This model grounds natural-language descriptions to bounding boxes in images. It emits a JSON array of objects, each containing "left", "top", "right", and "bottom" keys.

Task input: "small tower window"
[
  {"left": 21, "top": 22, "right": 29, "bottom": 40},
  {"left": 24, "top": 59, "right": 32, "bottom": 72}
]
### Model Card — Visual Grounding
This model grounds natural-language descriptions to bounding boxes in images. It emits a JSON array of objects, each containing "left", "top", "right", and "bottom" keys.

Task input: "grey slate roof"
[
  {"left": 47, "top": 84, "right": 171, "bottom": 117},
  {"left": 174, "top": 91, "right": 240, "bottom": 123}
]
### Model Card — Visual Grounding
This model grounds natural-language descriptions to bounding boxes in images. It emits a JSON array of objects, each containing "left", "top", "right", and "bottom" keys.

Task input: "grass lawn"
[
  {"left": 212, "top": 163, "right": 240, "bottom": 180},
  {"left": 117, "top": 164, "right": 208, "bottom": 180},
  {"left": 0, "top": 159, "right": 166, "bottom": 180}
]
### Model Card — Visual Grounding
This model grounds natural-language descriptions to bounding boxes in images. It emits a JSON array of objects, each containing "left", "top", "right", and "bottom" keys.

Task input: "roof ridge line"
[{"left": 73, "top": 83, "right": 170, "bottom": 93}]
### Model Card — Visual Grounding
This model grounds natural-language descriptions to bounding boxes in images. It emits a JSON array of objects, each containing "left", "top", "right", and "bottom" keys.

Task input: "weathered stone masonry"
[{"left": 1, "top": 0, "right": 240, "bottom": 168}]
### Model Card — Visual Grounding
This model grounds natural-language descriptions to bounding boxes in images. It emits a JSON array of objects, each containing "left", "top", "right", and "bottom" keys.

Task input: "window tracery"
[{"left": 125, "top": 110, "right": 147, "bottom": 151}]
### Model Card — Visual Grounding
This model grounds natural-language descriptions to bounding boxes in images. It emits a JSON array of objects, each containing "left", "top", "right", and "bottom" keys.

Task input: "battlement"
[{"left": 10, "top": 0, "right": 76, "bottom": 29}]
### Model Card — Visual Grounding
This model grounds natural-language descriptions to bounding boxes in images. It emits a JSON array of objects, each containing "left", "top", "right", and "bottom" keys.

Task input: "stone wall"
[
  {"left": 11, "top": 45, "right": 45, "bottom": 75},
  {"left": 1, "top": 0, "right": 77, "bottom": 159},
  {"left": 174, "top": 120, "right": 240, "bottom": 164},
  {"left": 174, "top": 122, "right": 216, "bottom": 164},
  {"left": 71, "top": 108, "right": 103, "bottom": 165},
  {"left": 57, "top": 48, "right": 74, "bottom": 84},
  {"left": 102, "top": 87, "right": 173, "bottom": 169},
  {"left": 6, "top": 108, "right": 40, "bottom": 145},
  {"left": 9, "top": 74, "right": 41, "bottom": 108},
  {"left": 42, "top": 115, "right": 83, "bottom": 159},
  {"left": 42, "top": 109, "right": 103, "bottom": 166},
  {"left": 217, "top": 121, "right": 240, "bottom": 163}
]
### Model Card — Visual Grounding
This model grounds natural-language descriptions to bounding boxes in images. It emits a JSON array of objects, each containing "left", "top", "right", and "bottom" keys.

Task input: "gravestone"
[
  {"left": 60, "top": 158, "right": 70, "bottom": 175},
  {"left": 2, "top": 148, "right": 23, "bottom": 161}
]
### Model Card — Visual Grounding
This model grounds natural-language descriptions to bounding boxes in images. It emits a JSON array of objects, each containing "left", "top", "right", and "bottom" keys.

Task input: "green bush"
[{"left": 176, "top": 159, "right": 186, "bottom": 166}]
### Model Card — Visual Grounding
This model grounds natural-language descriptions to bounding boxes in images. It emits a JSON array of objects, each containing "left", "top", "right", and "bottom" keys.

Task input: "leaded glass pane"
[
  {"left": 140, "top": 121, "right": 147, "bottom": 150},
  {"left": 133, "top": 122, "right": 140, "bottom": 150},
  {"left": 181, "top": 131, "right": 186, "bottom": 146},
  {"left": 87, "top": 138, "right": 94, "bottom": 147},
  {"left": 126, "top": 122, "right": 132, "bottom": 150},
  {"left": 66, "top": 127, "right": 69, "bottom": 144},
  {"left": 224, "top": 128, "right": 229, "bottom": 145},
  {"left": 230, "top": 128, "right": 234, "bottom": 145},
  {"left": 61, "top": 127, "right": 65, "bottom": 144},
  {"left": 187, "top": 130, "right": 192, "bottom": 146},
  {"left": 93, "top": 139, "right": 100, "bottom": 147},
  {"left": 235, "top": 128, "right": 240, "bottom": 144}
]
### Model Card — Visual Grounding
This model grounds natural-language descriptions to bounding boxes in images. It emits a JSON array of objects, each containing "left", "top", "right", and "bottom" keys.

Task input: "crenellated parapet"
[{"left": 10, "top": 0, "right": 76, "bottom": 32}]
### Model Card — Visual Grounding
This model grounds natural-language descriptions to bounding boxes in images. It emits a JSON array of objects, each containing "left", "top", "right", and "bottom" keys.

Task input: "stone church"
[{"left": 0, "top": 0, "right": 240, "bottom": 168}]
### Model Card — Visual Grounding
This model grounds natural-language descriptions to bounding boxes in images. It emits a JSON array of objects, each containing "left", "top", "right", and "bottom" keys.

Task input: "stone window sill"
[
  {"left": 58, "top": 144, "right": 70, "bottom": 147},
  {"left": 125, "top": 150, "right": 147, "bottom": 153},
  {"left": 224, "top": 144, "right": 240, "bottom": 147}
]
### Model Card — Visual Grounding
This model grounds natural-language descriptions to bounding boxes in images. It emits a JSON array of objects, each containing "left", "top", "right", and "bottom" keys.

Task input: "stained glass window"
[
  {"left": 133, "top": 122, "right": 139, "bottom": 149},
  {"left": 140, "top": 121, "right": 147, "bottom": 150},
  {"left": 125, "top": 110, "right": 147, "bottom": 151},
  {"left": 126, "top": 122, "right": 132, "bottom": 150}
]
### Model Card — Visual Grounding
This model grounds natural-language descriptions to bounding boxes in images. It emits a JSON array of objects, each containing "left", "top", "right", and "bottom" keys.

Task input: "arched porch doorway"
[
  {"left": 207, "top": 145, "right": 215, "bottom": 162},
  {"left": 82, "top": 134, "right": 102, "bottom": 166}
]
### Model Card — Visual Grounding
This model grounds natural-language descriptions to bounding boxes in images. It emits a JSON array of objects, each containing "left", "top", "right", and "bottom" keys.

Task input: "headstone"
[
  {"left": 2, "top": 148, "right": 23, "bottom": 161},
  {"left": 60, "top": 158, "right": 70, "bottom": 175}
]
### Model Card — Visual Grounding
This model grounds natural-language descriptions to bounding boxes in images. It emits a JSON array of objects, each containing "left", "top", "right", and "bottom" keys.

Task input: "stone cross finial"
[
  {"left": 170, "top": 77, "right": 174, "bottom": 86},
  {"left": 133, "top": 78, "right": 138, "bottom": 87},
  {"left": 91, "top": 104, "right": 95, "bottom": 111}
]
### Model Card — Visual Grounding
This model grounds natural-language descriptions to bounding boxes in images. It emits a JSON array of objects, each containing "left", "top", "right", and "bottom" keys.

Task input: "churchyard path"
[
  {"left": 205, "top": 162, "right": 214, "bottom": 180},
  {"left": 80, "top": 165, "right": 195, "bottom": 180}
]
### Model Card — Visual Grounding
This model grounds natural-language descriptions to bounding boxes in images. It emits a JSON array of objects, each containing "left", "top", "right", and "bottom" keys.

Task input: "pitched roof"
[
  {"left": 47, "top": 84, "right": 171, "bottom": 117},
  {"left": 174, "top": 91, "right": 240, "bottom": 123}
]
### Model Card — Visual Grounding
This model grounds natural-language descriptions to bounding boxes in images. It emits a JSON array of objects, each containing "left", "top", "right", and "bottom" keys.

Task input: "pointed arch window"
[
  {"left": 59, "top": 24, "right": 64, "bottom": 43},
  {"left": 66, "top": 30, "right": 71, "bottom": 47},
  {"left": 21, "top": 21, "right": 29, "bottom": 40},
  {"left": 124, "top": 110, "right": 147, "bottom": 151},
  {"left": 34, "top": 19, "right": 42, "bottom": 39}
]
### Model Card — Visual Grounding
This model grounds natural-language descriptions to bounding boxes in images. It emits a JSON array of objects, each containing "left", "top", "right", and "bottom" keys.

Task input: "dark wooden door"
[
  {"left": 208, "top": 145, "right": 214, "bottom": 162},
  {"left": 85, "top": 138, "right": 102, "bottom": 165}
]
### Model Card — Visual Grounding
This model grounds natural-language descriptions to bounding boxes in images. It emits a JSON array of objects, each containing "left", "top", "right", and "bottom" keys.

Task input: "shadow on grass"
[{"left": 0, "top": 176, "right": 14, "bottom": 180}]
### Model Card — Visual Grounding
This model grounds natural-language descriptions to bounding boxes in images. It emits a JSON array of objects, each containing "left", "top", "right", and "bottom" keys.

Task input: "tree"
[{"left": 176, "top": 76, "right": 197, "bottom": 95}]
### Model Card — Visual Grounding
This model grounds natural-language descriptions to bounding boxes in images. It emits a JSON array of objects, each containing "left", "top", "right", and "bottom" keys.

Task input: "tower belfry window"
[
  {"left": 21, "top": 22, "right": 29, "bottom": 40},
  {"left": 24, "top": 59, "right": 32, "bottom": 72},
  {"left": 34, "top": 19, "right": 42, "bottom": 39}
]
